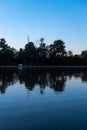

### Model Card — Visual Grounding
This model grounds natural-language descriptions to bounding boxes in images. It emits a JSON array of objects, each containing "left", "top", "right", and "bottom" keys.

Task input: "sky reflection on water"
[{"left": 0, "top": 68, "right": 87, "bottom": 130}]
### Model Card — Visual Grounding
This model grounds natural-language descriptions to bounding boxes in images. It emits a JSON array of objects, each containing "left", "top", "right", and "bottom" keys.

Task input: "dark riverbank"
[{"left": 0, "top": 65, "right": 87, "bottom": 69}]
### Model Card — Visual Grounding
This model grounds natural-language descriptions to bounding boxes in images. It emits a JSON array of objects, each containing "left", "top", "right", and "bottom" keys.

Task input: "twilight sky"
[{"left": 0, "top": 0, "right": 87, "bottom": 54}]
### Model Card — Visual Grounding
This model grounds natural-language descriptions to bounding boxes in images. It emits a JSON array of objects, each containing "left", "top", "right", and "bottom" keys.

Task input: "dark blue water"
[{"left": 0, "top": 68, "right": 87, "bottom": 130}]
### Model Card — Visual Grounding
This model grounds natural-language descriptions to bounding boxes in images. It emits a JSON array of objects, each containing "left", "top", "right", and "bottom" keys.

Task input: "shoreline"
[{"left": 0, "top": 66, "right": 87, "bottom": 68}]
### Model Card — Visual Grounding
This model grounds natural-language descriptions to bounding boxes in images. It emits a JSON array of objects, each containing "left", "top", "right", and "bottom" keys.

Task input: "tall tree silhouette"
[
  {"left": 50, "top": 40, "right": 66, "bottom": 57},
  {"left": 24, "top": 41, "right": 36, "bottom": 65},
  {"left": 0, "top": 38, "right": 6, "bottom": 50},
  {"left": 0, "top": 38, "right": 15, "bottom": 65},
  {"left": 81, "top": 50, "right": 87, "bottom": 58},
  {"left": 38, "top": 38, "right": 47, "bottom": 57}
]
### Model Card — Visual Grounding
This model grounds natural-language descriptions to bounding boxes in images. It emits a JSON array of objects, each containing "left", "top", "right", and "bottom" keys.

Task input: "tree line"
[{"left": 0, "top": 38, "right": 87, "bottom": 66}]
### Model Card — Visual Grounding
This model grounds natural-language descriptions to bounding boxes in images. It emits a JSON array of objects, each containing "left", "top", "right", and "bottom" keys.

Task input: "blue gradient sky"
[{"left": 0, "top": 0, "right": 87, "bottom": 53}]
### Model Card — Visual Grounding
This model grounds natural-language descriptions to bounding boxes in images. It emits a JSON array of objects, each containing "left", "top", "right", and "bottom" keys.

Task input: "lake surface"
[{"left": 0, "top": 68, "right": 87, "bottom": 130}]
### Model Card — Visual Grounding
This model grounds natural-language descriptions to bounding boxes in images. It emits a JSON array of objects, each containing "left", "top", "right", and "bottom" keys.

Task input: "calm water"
[{"left": 0, "top": 68, "right": 87, "bottom": 130}]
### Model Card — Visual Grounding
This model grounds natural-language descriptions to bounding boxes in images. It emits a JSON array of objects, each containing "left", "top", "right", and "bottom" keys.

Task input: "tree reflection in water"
[{"left": 0, "top": 68, "right": 87, "bottom": 94}]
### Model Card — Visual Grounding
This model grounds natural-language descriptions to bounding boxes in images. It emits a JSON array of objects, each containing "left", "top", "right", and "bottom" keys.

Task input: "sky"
[{"left": 0, "top": 0, "right": 87, "bottom": 54}]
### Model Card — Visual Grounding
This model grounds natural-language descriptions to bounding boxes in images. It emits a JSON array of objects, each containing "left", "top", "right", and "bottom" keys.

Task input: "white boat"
[{"left": 18, "top": 64, "right": 23, "bottom": 70}]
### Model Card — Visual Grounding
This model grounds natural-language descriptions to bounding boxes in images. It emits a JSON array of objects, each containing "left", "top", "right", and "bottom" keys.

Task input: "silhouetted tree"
[
  {"left": 67, "top": 50, "right": 73, "bottom": 57},
  {"left": 18, "top": 48, "right": 25, "bottom": 64},
  {"left": 49, "top": 40, "right": 66, "bottom": 57},
  {"left": 35, "top": 38, "right": 48, "bottom": 65},
  {"left": 24, "top": 41, "right": 36, "bottom": 65},
  {"left": 81, "top": 50, "right": 87, "bottom": 58},
  {"left": 38, "top": 38, "right": 47, "bottom": 57},
  {"left": 0, "top": 38, "right": 15, "bottom": 65},
  {"left": 0, "top": 38, "right": 6, "bottom": 48}
]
